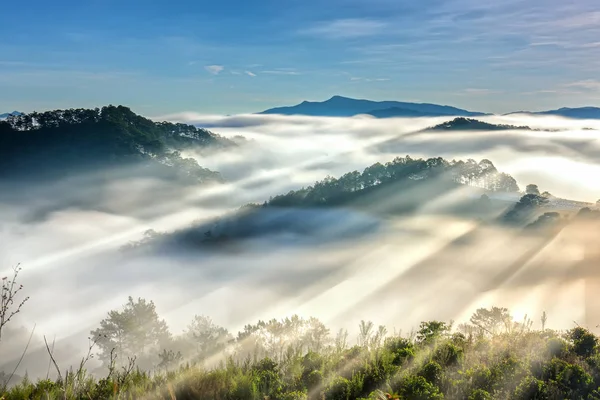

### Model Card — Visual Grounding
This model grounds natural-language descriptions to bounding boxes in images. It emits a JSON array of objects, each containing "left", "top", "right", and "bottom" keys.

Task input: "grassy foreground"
[{"left": 3, "top": 319, "right": 600, "bottom": 400}]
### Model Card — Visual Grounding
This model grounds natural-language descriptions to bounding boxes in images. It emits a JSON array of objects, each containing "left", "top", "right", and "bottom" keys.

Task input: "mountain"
[
  {"left": 0, "top": 111, "right": 22, "bottom": 119},
  {"left": 425, "top": 117, "right": 532, "bottom": 131},
  {"left": 259, "top": 96, "right": 600, "bottom": 120},
  {"left": 507, "top": 107, "right": 600, "bottom": 119},
  {"left": 259, "top": 95, "right": 488, "bottom": 117},
  {"left": 365, "top": 107, "right": 446, "bottom": 118},
  {"left": 0, "top": 105, "right": 234, "bottom": 183}
]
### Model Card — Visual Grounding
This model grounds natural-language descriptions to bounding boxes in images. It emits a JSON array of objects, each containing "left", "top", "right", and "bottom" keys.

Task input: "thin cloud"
[
  {"left": 261, "top": 70, "right": 301, "bottom": 76},
  {"left": 300, "top": 18, "right": 387, "bottom": 39},
  {"left": 553, "top": 10, "right": 600, "bottom": 29},
  {"left": 204, "top": 65, "right": 224, "bottom": 75},
  {"left": 564, "top": 79, "right": 600, "bottom": 91},
  {"left": 456, "top": 88, "right": 502, "bottom": 96},
  {"left": 350, "top": 77, "right": 390, "bottom": 82}
]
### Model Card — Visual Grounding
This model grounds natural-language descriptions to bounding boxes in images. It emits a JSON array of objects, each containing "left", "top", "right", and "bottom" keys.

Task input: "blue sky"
[{"left": 1, "top": 0, "right": 599, "bottom": 115}]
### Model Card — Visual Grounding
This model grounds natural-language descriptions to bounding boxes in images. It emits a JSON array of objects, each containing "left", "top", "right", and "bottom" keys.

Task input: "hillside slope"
[{"left": 0, "top": 105, "right": 234, "bottom": 183}]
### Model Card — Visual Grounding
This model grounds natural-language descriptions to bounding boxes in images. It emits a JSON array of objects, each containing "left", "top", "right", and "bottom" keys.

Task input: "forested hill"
[
  {"left": 266, "top": 156, "right": 519, "bottom": 208},
  {"left": 124, "top": 156, "right": 523, "bottom": 252},
  {"left": 0, "top": 105, "right": 234, "bottom": 183},
  {"left": 425, "top": 117, "right": 532, "bottom": 131}
]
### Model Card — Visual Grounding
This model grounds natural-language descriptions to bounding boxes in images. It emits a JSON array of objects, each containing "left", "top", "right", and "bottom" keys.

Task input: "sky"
[{"left": 1, "top": 0, "right": 600, "bottom": 115}]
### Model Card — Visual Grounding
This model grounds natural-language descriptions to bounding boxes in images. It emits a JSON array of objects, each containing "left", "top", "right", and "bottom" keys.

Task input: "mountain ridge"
[
  {"left": 259, "top": 95, "right": 489, "bottom": 117},
  {"left": 259, "top": 96, "right": 600, "bottom": 119},
  {"left": 505, "top": 106, "right": 600, "bottom": 119}
]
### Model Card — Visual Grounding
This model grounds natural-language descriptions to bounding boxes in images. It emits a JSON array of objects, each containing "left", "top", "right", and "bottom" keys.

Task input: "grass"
[{"left": 2, "top": 320, "right": 600, "bottom": 400}]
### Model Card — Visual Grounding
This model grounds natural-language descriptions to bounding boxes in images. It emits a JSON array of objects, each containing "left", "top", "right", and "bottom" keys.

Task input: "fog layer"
[{"left": 1, "top": 113, "right": 600, "bottom": 378}]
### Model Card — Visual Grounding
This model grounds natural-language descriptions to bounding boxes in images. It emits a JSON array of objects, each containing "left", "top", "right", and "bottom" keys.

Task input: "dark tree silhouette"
[{"left": 525, "top": 184, "right": 540, "bottom": 195}]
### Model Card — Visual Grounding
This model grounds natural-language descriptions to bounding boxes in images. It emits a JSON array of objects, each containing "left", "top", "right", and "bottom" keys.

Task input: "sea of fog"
[{"left": 1, "top": 113, "right": 600, "bottom": 377}]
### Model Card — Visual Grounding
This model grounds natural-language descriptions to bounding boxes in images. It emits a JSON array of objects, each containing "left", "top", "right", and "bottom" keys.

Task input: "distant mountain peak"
[
  {"left": 0, "top": 110, "right": 23, "bottom": 119},
  {"left": 327, "top": 95, "right": 355, "bottom": 101},
  {"left": 259, "top": 96, "right": 487, "bottom": 118}
]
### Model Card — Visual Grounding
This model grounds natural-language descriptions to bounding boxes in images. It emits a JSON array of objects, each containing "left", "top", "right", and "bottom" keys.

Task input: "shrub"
[
  {"left": 568, "top": 327, "right": 598, "bottom": 358},
  {"left": 398, "top": 375, "right": 444, "bottom": 400},
  {"left": 468, "top": 389, "right": 492, "bottom": 400},
  {"left": 419, "top": 361, "right": 443, "bottom": 386}
]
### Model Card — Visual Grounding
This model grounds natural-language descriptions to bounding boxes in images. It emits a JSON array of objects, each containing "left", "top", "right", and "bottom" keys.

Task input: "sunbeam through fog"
[{"left": 1, "top": 112, "right": 600, "bottom": 381}]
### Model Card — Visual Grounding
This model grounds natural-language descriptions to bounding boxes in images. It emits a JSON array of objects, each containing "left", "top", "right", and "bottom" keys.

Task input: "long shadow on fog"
[
  {"left": 125, "top": 207, "right": 385, "bottom": 258},
  {"left": 125, "top": 174, "right": 509, "bottom": 259},
  {"left": 332, "top": 218, "right": 581, "bottom": 327}
]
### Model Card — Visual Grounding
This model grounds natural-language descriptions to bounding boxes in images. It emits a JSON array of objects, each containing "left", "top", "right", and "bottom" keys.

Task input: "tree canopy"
[
  {"left": 90, "top": 296, "right": 171, "bottom": 370},
  {"left": 267, "top": 156, "right": 519, "bottom": 208}
]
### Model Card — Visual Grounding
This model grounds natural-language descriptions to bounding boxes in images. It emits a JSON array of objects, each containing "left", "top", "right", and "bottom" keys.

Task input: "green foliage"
[
  {"left": 397, "top": 375, "right": 444, "bottom": 400},
  {"left": 419, "top": 361, "right": 443, "bottom": 386},
  {"left": 555, "top": 363, "right": 593, "bottom": 397},
  {"left": 433, "top": 342, "right": 463, "bottom": 367},
  {"left": 280, "top": 391, "right": 308, "bottom": 400},
  {"left": 384, "top": 337, "right": 415, "bottom": 365},
  {"left": 90, "top": 296, "right": 171, "bottom": 369},
  {"left": 546, "top": 337, "right": 568, "bottom": 358},
  {"left": 467, "top": 389, "right": 492, "bottom": 400},
  {"left": 469, "top": 307, "right": 511, "bottom": 335},
  {"left": 325, "top": 376, "right": 353, "bottom": 400},
  {"left": 417, "top": 321, "right": 451, "bottom": 344},
  {"left": 303, "top": 370, "right": 323, "bottom": 392},
  {"left": 568, "top": 327, "right": 598, "bottom": 358},
  {"left": 512, "top": 376, "right": 545, "bottom": 399},
  {"left": 5, "top": 303, "right": 600, "bottom": 400}
]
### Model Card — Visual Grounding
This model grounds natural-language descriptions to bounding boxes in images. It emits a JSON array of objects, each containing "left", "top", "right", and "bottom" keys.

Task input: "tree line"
[{"left": 265, "top": 156, "right": 519, "bottom": 209}]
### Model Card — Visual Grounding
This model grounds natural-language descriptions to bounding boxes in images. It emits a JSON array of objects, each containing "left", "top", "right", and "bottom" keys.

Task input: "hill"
[
  {"left": 0, "top": 105, "right": 234, "bottom": 183},
  {"left": 425, "top": 117, "right": 532, "bottom": 131},
  {"left": 259, "top": 95, "right": 488, "bottom": 117},
  {"left": 507, "top": 107, "right": 600, "bottom": 119}
]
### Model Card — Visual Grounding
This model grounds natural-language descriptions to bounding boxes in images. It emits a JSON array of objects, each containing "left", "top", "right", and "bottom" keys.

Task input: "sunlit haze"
[{"left": 2, "top": 1, "right": 600, "bottom": 397}]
